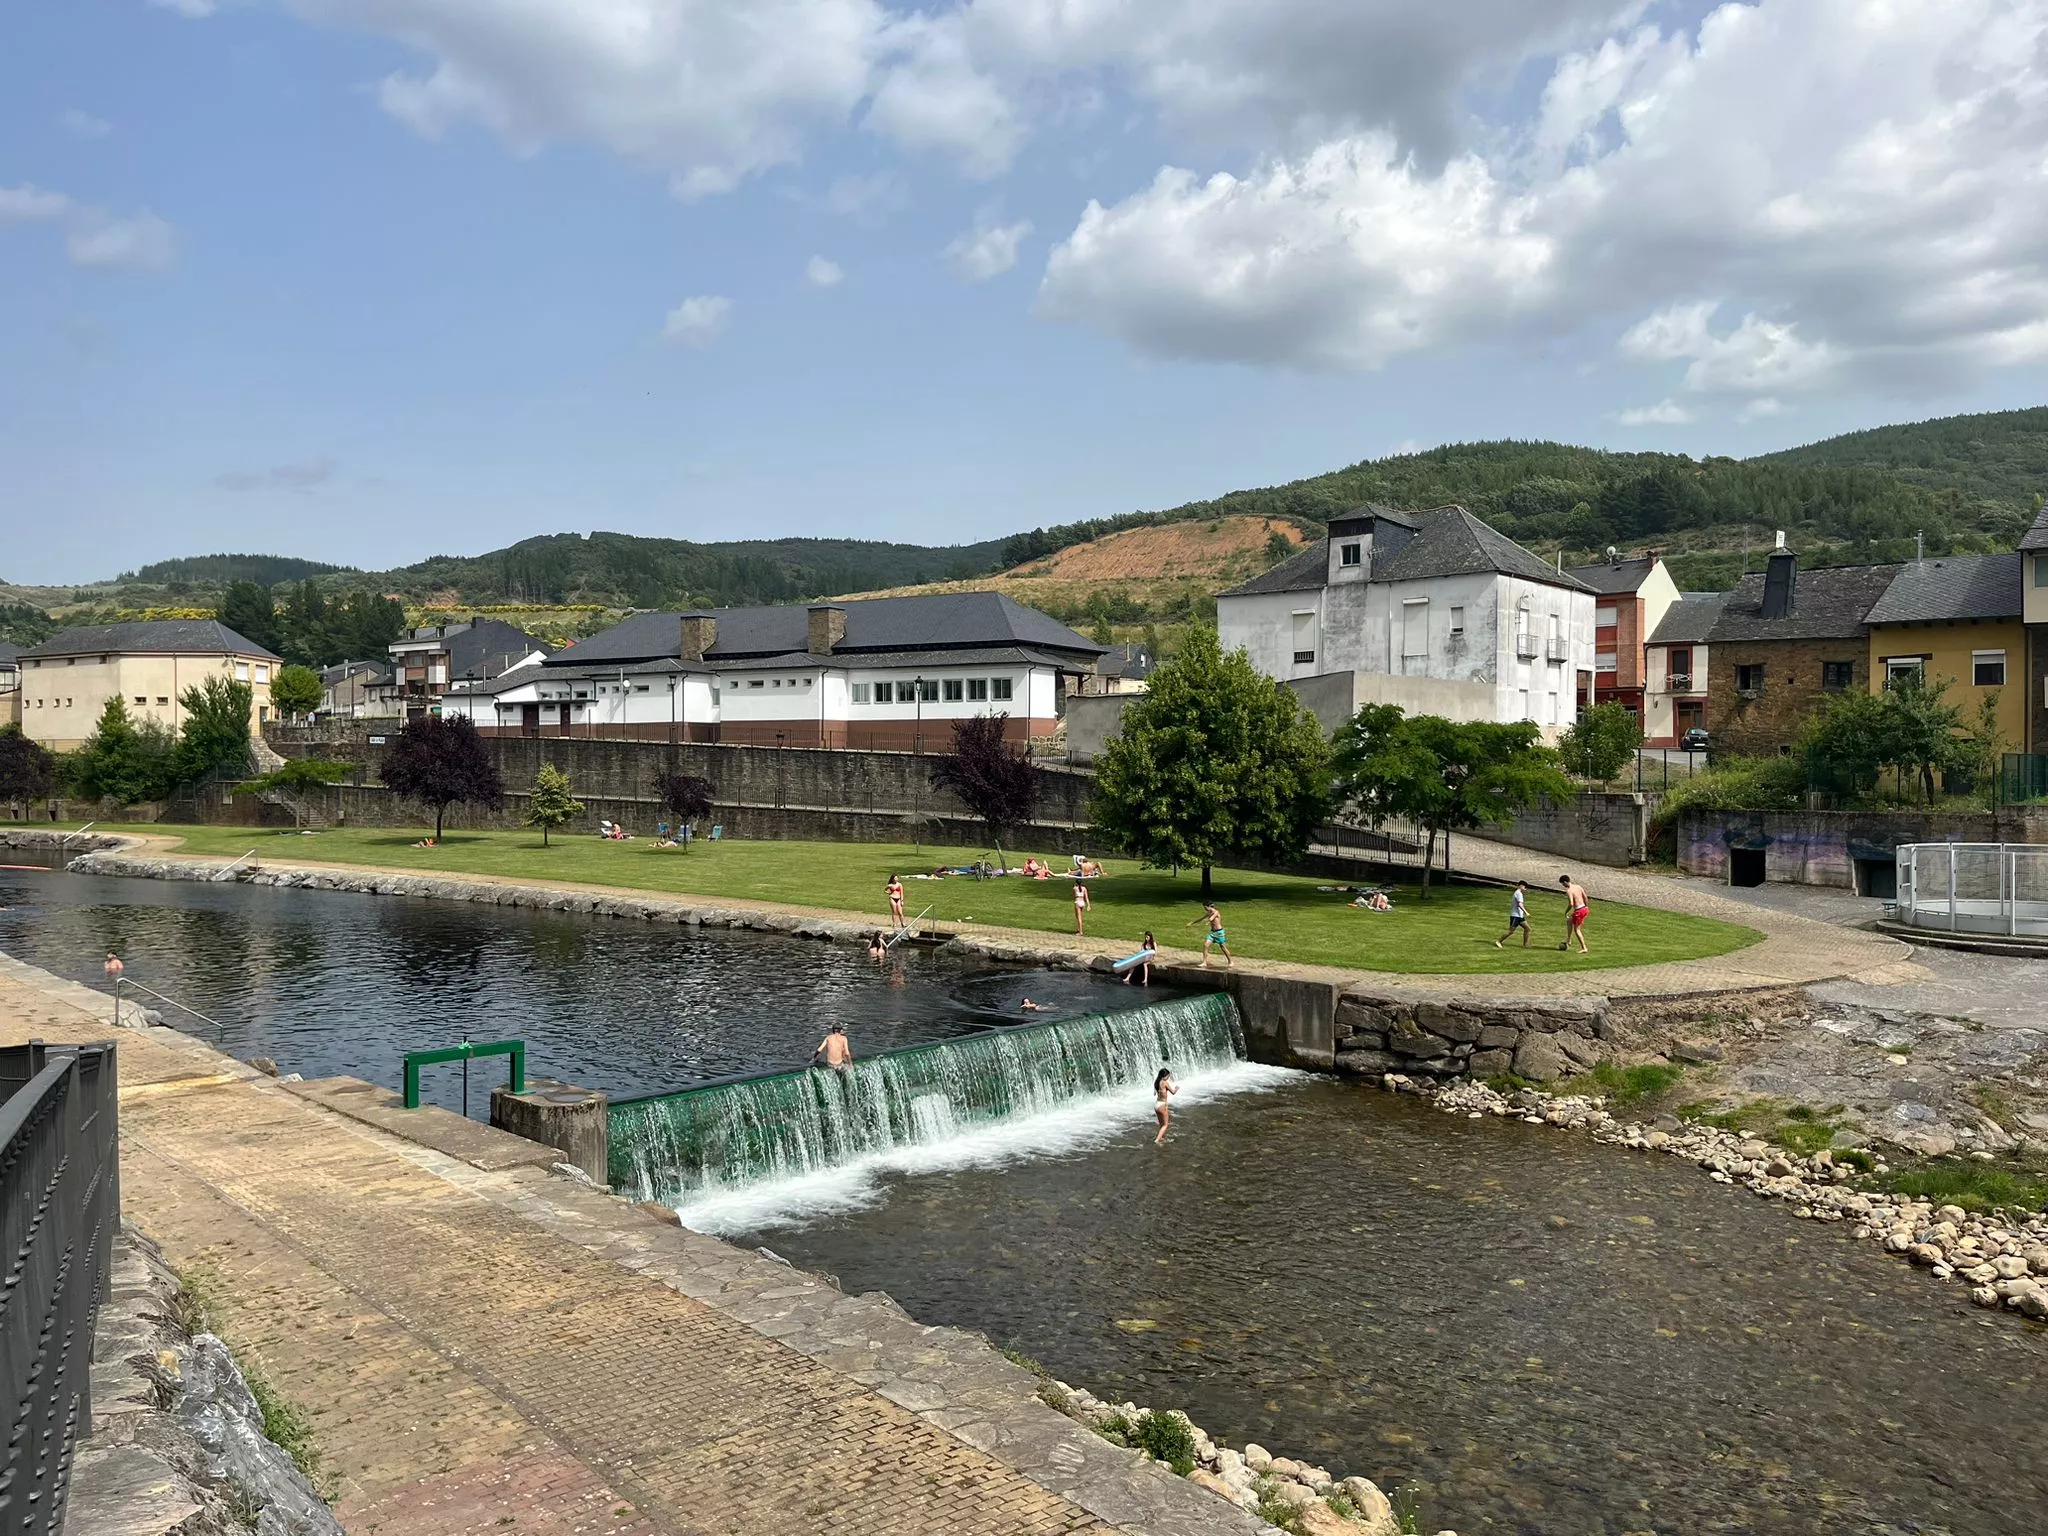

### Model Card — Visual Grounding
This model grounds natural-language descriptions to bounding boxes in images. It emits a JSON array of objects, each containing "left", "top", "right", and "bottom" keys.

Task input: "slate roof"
[
  {"left": 1220, "top": 505, "right": 1593, "bottom": 598},
  {"left": 22, "top": 619, "right": 280, "bottom": 661},
  {"left": 1646, "top": 593, "right": 1726, "bottom": 646},
  {"left": 392, "top": 618, "right": 553, "bottom": 679},
  {"left": 1566, "top": 556, "right": 1662, "bottom": 596},
  {"left": 456, "top": 657, "right": 706, "bottom": 696},
  {"left": 0, "top": 640, "right": 21, "bottom": 665},
  {"left": 712, "top": 645, "right": 1081, "bottom": 672},
  {"left": 552, "top": 592, "right": 1103, "bottom": 668},
  {"left": 1864, "top": 553, "right": 2022, "bottom": 625},
  {"left": 1704, "top": 563, "right": 1902, "bottom": 643},
  {"left": 2019, "top": 505, "right": 2048, "bottom": 552}
]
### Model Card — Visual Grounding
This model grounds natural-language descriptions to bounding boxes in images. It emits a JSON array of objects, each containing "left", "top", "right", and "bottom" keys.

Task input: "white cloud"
[
  {"left": 150, "top": 0, "right": 217, "bottom": 15},
  {"left": 1738, "top": 397, "right": 1787, "bottom": 423},
  {"left": 943, "top": 215, "right": 1031, "bottom": 282},
  {"left": 217, "top": 460, "right": 336, "bottom": 493},
  {"left": 1038, "top": 0, "right": 2048, "bottom": 395},
  {"left": 1616, "top": 399, "right": 1692, "bottom": 427},
  {"left": 67, "top": 211, "right": 179, "bottom": 271},
  {"left": 1, "top": 185, "right": 177, "bottom": 271},
  {"left": 0, "top": 185, "right": 72, "bottom": 223},
  {"left": 805, "top": 255, "right": 844, "bottom": 287},
  {"left": 60, "top": 109, "right": 113, "bottom": 138},
  {"left": 865, "top": 11, "right": 1021, "bottom": 177},
  {"left": 661, "top": 294, "right": 733, "bottom": 346},
  {"left": 824, "top": 171, "right": 907, "bottom": 218}
]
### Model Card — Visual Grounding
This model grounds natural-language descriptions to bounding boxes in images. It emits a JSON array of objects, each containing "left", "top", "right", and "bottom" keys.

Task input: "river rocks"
[
  {"left": 1343, "top": 1476, "right": 1399, "bottom": 1535},
  {"left": 1187, "top": 1469, "right": 1237, "bottom": 1501},
  {"left": 1466, "top": 1049, "right": 1515, "bottom": 1077},
  {"left": 1243, "top": 1444, "right": 1273, "bottom": 1474},
  {"left": 1511, "top": 1033, "right": 1569, "bottom": 1084}
]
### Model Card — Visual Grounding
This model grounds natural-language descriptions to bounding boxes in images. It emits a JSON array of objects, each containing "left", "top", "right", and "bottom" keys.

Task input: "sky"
[{"left": 4, "top": 0, "right": 2048, "bottom": 584}]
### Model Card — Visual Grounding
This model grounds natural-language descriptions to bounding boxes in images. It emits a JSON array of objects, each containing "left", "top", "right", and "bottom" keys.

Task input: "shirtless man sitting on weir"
[{"left": 813, "top": 1023, "right": 854, "bottom": 1070}]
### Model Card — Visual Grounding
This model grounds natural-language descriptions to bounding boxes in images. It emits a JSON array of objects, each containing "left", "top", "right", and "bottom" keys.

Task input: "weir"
[{"left": 608, "top": 991, "right": 1242, "bottom": 1206}]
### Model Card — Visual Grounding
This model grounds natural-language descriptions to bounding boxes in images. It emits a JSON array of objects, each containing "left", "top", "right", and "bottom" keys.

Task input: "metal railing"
[
  {"left": 1894, "top": 843, "right": 2048, "bottom": 937},
  {"left": 402, "top": 1039, "right": 526, "bottom": 1113},
  {"left": 1, "top": 1039, "right": 120, "bottom": 1536},
  {"left": 111, "top": 977, "right": 230, "bottom": 1039}
]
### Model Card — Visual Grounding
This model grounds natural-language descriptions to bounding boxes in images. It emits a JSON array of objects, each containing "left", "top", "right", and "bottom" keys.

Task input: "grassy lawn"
[{"left": 75, "top": 823, "right": 1762, "bottom": 975}]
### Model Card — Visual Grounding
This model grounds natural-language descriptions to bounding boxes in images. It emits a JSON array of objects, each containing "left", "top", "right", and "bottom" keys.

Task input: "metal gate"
[{"left": 1, "top": 1040, "right": 120, "bottom": 1536}]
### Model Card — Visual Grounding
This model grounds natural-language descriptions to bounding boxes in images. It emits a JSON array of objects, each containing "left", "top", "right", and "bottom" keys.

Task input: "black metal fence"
[{"left": 0, "top": 1040, "right": 119, "bottom": 1536}]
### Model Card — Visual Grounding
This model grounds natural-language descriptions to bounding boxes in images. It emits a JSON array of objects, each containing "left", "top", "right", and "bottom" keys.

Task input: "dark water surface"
[
  {"left": 747, "top": 1079, "right": 2048, "bottom": 1536},
  {"left": 0, "top": 866, "right": 1169, "bottom": 1112}
]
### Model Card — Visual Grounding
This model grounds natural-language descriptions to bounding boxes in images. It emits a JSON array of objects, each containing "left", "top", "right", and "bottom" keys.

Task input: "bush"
[
  {"left": 1572, "top": 1062, "right": 1684, "bottom": 1107},
  {"left": 1558, "top": 702, "right": 1642, "bottom": 781},
  {"left": 1133, "top": 1410, "right": 1199, "bottom": 1475}
]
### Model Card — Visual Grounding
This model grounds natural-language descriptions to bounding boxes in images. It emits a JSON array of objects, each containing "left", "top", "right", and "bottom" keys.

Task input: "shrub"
[
  {"left": 1133, "top": 1410, "right": 1198, "bottom": 1476},
  {"left": 1558, "top": 702, "right": 1642, "bottom": 782}
]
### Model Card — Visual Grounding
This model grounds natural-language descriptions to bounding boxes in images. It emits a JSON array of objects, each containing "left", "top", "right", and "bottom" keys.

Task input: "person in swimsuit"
[
  {"left": 886, "top": 875, "right": 905, "bottom": 926},
  {"left": 1123, "top": 931, "right": 1156, "bottom": 986},
  {"left": 1153, "top": 1066, "right": 1178, "bottom": 1145},
  {"left": 867, "top": 931, "right": 888, "bottom": 963},
  {"left": 104, "top": 952, "right": 124, "bottom": 980},
  {"left": 1190, "top": 903, "right": 1231, "bottom": 968},
  {"left": 813, "top": 1023, "right": 854, "bottom": 1070},
  {"left": 1073, "top": 880, "right": 1092, "bottom": 935},
  {"left": 1495, "top": 881, "right": 1531, "bottom": 948},
  {"left": 1559, "top": 874, "right": 1591, "bottom": 954},
  {"left": 1019, "top": 998, "right": 1047, "bottom": 1013}
]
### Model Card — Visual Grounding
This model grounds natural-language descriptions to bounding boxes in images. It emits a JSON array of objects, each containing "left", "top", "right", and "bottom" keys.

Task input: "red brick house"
[{"left": 1564, "top": 555, "right": 1680, "bottom": 727}]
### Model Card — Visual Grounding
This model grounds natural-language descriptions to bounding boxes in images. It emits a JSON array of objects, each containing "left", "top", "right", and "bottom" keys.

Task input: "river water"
[{"left": 5, "top": 862, "right": 2042, "bottom": 1534}]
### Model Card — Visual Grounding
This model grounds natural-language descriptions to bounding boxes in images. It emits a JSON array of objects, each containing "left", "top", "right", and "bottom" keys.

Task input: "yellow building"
[
  {"left": 19, "top": 620, "right": 280, "bottom": 751},
  {"left": 1863, "top": 553, "right": 2027, "bottom": 749}
]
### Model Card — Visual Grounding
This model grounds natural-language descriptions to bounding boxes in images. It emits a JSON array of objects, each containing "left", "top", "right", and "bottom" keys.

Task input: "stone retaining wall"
[{"left": 1330, "top": 988, "right": 1610, "bottom": 1083}]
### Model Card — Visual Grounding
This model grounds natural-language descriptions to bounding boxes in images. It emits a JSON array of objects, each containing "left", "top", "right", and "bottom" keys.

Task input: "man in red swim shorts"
[{"left": 1559, "top": 874, "right": 1591, "bottom": 954}]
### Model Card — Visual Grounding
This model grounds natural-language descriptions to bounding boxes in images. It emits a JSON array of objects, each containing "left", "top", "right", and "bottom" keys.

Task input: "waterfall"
[{"left": 608, "top": 991, "right": 1244, "bottom": 1210}]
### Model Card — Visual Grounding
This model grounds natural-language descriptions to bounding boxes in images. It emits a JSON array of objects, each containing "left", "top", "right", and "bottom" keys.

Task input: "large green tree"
[
  {"left": 271, "top": 664, "right": 324, "bottom": 719},
  {"left": 1557, "top": 701, "right": 1643, "bottom": 782},
  {"left": 523, "top": 763, "right": 583, "bottom": 846},
  {"left": 0, "top": 725, "right": 57, "bottom": 815},
  {"left": 174, "top": 677, "right": 256, "bottom": 785},
  {"left": 68, "top": 696, "right": 176, "bottom": 805},
  {"left": 218, "top": 581, "right": 282, "bottom": 654},
  {"left": 1089, "top": 627, "right": 1329, "bottom": 898},
  {"left": 1330, "top": 706, "right": 1572, "bottom": 896}
]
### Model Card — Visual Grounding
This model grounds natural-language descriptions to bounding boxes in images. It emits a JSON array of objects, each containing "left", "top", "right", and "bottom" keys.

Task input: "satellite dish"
[{"left": 1606, "top": 545, "right": 1618, "bottom": 563}]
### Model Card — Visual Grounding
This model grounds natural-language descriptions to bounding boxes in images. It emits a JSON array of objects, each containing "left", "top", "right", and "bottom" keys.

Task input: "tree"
[
  {"left": 1557, "top": 702, "right": 1643, "bottom": 782},
  {"left": 0, "top": 725, "right": 56, "bottom": 816},
  {"left": 379, "top": 715, "right": 503, "bottom": 840},
  {"left": 930, "top": 714, "right": 1039, "bottom": 865},
  {"left": 68, "top": 697, "right": 175, "bottom": 805},
  {"left": 523, "top": 763, "right": 584, "bottom": 846},
  {"left": 1331, "top": 706, "right": 1572, "bottom": 897},
  {"left": 651, "top": 766, "right": 714, "bottom": 845},
  {"left": 173, "top": 677, "right": 256, "bottom": 785},
  {"left": 233, "top": 757, "right": 351, "bottom": 827},
  {"left": 1882, "top": 675, "right": 1972, "bottom": 803},
  {"left": 218, "top": 581, "right": 282, "bottom": 654},
  {"left": 271, "top": 664, "right": 324, "bottom": 720},
  {"left": 1090, "top": 627, "right": 1330, "bottom": 899},
  {"left": 1800, "top": 689, "right": 1893, "bottom": 799}
]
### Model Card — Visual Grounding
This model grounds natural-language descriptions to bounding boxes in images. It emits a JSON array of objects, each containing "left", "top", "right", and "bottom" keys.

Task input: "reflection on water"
[
  {"left": 0, "top": 868, "right": 1180, "bottom": 1113},
  {"left": 745, "top": 1078, "right": 2048, "bottom": 1536}
]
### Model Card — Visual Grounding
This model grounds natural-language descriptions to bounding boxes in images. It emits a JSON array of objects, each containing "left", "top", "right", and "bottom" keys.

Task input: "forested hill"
[
  {"left": 381, "top": 530, "right": 1012, "bottom": 609},
  {"left": 121, "top": 553, "right": 354, "bottom": 587},
  {"left": 997, "top": 409, "right": 2046, "bottom": 590}
]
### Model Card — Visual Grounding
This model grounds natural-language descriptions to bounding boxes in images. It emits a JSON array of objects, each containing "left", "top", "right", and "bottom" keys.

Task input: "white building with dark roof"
[
  {"left": 1216, "top": 505, "right": 1597, "bottom": 734},
  {"left": 439, "top": 591, "right": 1105, "bottom": 750}
]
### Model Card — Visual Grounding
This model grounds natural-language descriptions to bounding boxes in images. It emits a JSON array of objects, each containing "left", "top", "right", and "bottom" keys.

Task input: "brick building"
[
  {"left": 1564, "top": 554, "right": 1679, "bottom": 726},
  {"left": 1702, "top": 544, "right": 1900, "bottom": 756}
]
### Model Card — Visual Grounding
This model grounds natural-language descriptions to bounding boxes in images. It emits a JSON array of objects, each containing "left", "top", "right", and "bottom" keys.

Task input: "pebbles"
[
  {"left": 1037, "top": 1382, "right": 1432, "bottom": 1535},
  {"left": 1398, "top": 1074, "right": 2048, "bottom": 1321}
]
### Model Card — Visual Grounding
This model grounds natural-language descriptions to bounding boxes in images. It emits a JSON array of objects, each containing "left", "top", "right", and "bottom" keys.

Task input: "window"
[
  {"left": 991, "top": 677, "right": 1013, "bottom": 701},
  {"left": 1882, "top": 658, "right": 1921, "bottom": 689},
  {"left": 255, "top": 664, "right": 270, "bottom": 683},
  {"left": 1518, "top": 689, "right": 1532, "bottom": 720},
  {"left": 771, "top": 678, "right": 782, "bottom": 687},
  {"left": 634, "top": 684, "right": 649, "bottom": 693},
  {"left": 1595, "top": 606, "right": 1617, "bottom": 630},
  {"left": 1822, "top": 661, "right": 1855, "bottom": 691},
  {"left": 874, "top": 681, "right": 894, "bottom": 703},
  {"left": 1291, "top": 609, "right": 1317, "bottom": 666},
  {"left": 1402, "top": 598, "right": 1429, "bottom": 658},
  {"left": 853, "top": 683, "right": 871, "bottom": 704},
  {"left": 234, "top": 662, "right": 250, "bottom": 681},
  {"left": 1339, "top": 542, "right": 1361, "bottom": 567},
  {"left": 1668, "top": 647, "right": 1692, "bottom": 688},
  {"left": 1736, "top": 664, "right": 1765, "bottom": 694},
  {"left": 133, "top": 696, "right": 146, "bottom": 705},
  {"left": 1973, "top": 650, "right": 2007, "bottom": 687},
  {"left": 156, "top": 697, "right": 168, "bottom": 706},
  {"left": 747, "top": 679, "right": 765, "bottom": 689},
  {"left": 920, "top": 679, "right": 940, "bottom": 702},
  {"left": 967, "top": 678, "right": 988, "bottom": 701},
  {"left": 2036, "top": 554, "right": 2048, "bottom": 588},
  {"left": 1448, "top": 606, "right": 1464, "bottom": 636},
  {"left": 943, "top": 679, "right": 964, "bottom": 702}
]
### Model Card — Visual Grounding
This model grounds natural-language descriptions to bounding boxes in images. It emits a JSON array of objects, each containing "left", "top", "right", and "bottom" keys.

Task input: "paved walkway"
[
  {"left": 1, "top": 960, "right": 1252, "bottom": 1536},
  {"left": 75, "top": 831, "right": 1911, "bottom": 1001}
]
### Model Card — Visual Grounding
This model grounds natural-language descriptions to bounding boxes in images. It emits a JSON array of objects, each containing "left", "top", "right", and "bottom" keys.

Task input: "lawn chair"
[{"left": 709, "top": 824, "right": 724, "bottom": 841}]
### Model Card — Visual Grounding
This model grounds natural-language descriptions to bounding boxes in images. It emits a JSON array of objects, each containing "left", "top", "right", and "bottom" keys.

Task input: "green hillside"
[{"left": 121, "top": 553, "right": 355, "bottom": 588}]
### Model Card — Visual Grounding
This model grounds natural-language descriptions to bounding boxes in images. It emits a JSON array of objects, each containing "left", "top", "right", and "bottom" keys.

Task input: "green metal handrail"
[{"left": 402, "top": 1039, "right": 526, "bottom": 1109}]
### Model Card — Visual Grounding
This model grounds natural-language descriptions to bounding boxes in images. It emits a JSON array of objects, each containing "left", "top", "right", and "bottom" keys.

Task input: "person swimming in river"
[
  {"left": 1152, "top": 1066, "right": 1178, "bottom": 1145},
  {"left": 1019, "top": 998, "right": 1047, "bottom": 1013},
  {"left": 812, "top": 1023, "right": 853, "bottom": 1071},
  {"left": 867, "top": 931, "right": 888, "bottom": 963}
]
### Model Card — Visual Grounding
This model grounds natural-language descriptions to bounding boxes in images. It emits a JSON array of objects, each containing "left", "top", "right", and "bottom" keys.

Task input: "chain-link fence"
[{"left": 1894, "top": 842, "right": 2048, "bottom": 936}]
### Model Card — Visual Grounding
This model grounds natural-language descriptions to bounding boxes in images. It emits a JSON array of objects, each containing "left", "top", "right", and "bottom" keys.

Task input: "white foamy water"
[{"left": 673, "top": 1059, "right": 1299, "bottom": 1236}]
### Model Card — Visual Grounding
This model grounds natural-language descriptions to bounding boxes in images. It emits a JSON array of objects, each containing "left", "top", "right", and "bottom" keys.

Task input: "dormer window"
[{"left": 1339, "top": 543, "right": 1362, "bottom": 567}]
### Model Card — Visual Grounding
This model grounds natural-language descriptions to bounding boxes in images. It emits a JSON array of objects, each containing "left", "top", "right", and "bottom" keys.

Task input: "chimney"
[
  {"left": 807, "top": 605, "right": 846, "bottom": 655},
  {"left": 679, "top": 614, "right": 717, "bottom": 661},
  {"left": 1761, "top": 532, "right": 1796, "bottom": 621}
]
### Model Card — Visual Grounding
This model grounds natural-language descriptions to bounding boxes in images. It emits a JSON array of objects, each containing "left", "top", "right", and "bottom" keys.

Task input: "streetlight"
[{"left": 913, "top": 675, "right": 926, "bottom": 755}]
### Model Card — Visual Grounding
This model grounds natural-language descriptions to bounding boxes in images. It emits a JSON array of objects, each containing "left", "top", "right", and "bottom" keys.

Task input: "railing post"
[
  {"left": 404, "top": 1055, "right": 421, "bottom": 1109},
  {"left": 510, "top": 1040, "right": 526, "bottom": 1095},
  {"left": 1949, "top": 843, "right": 1958, "bottom": 932}
]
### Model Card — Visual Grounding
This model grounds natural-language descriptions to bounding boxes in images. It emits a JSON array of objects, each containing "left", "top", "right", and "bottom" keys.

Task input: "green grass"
[
  {"left": 1769, "top": 1121, "right": 1839, "bottom": 1156},
  {"left": 1876, "top": 1161, "right": 2048, "bottom": 1215},
  {"left": 1567, "top": 1062, "right": 1685, "bottom": 1107},
  {"left": 86, "top": 823, "right": 1762, "bottom": 976}
]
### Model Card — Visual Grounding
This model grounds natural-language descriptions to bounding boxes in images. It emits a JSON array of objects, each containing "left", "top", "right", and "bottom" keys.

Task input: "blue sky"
[{"left": 5, "top": 0, "right": 2046, "bottom": 583}]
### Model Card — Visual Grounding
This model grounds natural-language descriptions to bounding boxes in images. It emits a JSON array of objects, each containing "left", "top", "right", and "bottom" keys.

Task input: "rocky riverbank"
[
  {"left": 1400, "top": 1074, "right": 2048, "bottom": 1320},
  {"left": 1033, "top": 1380, "right": 1456, "bottom": 1536}
]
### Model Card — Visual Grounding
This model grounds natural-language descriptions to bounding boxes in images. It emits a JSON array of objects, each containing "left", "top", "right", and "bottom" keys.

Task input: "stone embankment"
[
  {"left": 1404, "top": 1076, "right": 2048, "bottom": 1320},
  {"left": 69, "top": 1226, "right": 343, "bottom": 1536},
  {"left": 1331, "top": 991, "right": 1610, "bottom": 1083},
  {"left": 1034, "top": 1383, "right": 1454, "bottom": 1536}
]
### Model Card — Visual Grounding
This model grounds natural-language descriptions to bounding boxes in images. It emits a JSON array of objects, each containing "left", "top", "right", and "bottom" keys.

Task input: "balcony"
[
  {"left": 1546, "top": 636, "right": 1569, "bottom": 662},
  {"left": 1514, "top": 633, "right": 1541, "bottom": 659},
  {"left": 1668, "top": 674, "right": 1693, "bottom": 692}
]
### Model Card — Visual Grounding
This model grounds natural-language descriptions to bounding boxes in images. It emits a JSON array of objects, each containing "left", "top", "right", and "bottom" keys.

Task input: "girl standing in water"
[{"left": 1152, "top": 1065, "right": 1178, "bottom": 1145}]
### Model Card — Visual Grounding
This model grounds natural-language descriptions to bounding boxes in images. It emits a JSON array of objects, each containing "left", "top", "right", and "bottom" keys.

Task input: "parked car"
[{"left": 1679, "top": 727, "right": 1710, "bottom": 752}]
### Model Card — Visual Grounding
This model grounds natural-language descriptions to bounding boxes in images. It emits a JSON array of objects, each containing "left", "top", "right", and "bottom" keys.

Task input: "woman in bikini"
[
  {"left": 886, "top": 875, "right": 906, "bottom": 926},
  {"left": 1072, "top": 880, "right": 1092, "bottom": 935},
  {"left": 1152, "top": 1066, "right": 1178, "bottom": 1145}
]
